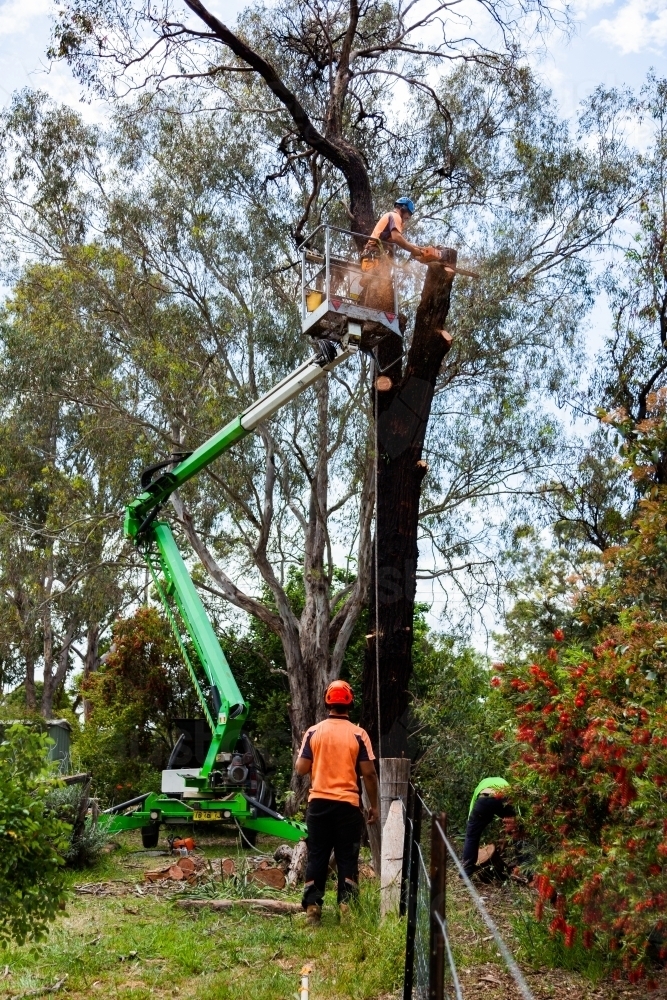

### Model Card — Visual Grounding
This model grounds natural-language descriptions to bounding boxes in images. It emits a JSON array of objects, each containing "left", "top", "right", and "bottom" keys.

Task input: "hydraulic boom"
[{"left": 105, "top": 337, "right": 359, "bottom": 846}]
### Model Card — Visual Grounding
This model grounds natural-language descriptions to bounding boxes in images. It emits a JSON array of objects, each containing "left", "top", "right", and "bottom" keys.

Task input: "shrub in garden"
[
  {"left": 0, "top": 724, "right": 69, "bottom": 943},
  {"left": 498, "top": 488, "right": 667, "bottom": 984}
]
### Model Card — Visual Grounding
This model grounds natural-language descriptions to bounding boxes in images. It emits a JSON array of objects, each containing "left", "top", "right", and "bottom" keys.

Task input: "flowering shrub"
[{"left": 499, "top": 492, "right": 667, "bottom": 982}]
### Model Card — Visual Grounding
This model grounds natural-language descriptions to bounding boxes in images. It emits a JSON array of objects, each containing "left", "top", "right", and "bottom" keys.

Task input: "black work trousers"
[
  {"left": 462, "top": 794, "right": 515, "bottom": 875},
  {"left": 302, "top": 798, "right": 362, "bottom": 908}
]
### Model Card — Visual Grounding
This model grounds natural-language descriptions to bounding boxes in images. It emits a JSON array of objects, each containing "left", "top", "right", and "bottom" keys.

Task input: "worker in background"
[
  {"left": 295, "top": 680, "right": 379, "bottom": 925},
  {"left": 462, "top": 776, "right": 515, "bottom": 876}
]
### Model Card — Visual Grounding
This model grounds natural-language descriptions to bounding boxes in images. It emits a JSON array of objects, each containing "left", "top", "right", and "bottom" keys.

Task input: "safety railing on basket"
[{"left": 400, "top": 785, "right": 534, "bottom": 1000}]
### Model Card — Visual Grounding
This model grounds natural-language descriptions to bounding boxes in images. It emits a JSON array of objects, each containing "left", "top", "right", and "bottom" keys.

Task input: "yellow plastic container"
[{"left": 306, "top": 290, "right": 324, "bottom": 312}]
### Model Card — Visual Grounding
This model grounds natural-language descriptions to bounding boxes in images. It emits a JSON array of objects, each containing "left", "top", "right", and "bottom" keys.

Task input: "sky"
[{"left": 0, "top": 0, "right": 664, "bottom": 117}]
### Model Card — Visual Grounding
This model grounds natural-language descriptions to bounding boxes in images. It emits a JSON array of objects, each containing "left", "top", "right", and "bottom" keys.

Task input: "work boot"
[{"left": 306, "top": 904, "right": 321, "bottom": 926}]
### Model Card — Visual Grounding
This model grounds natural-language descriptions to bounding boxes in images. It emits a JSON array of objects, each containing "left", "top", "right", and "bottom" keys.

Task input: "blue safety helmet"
[{"left": 394, "top": 196, "right": 415, "bottom": 215}]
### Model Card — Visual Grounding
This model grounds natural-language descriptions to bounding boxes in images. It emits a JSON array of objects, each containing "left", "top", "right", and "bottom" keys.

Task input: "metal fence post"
[
  {"left": 399, "top": 780, "right": 414, "bottom": 918},
  {"left": 402, "top": 788, "right": 422, "bottom": 1000},
  {"left": 429, "top": 812, "right": 446, "bottom": 1000}
]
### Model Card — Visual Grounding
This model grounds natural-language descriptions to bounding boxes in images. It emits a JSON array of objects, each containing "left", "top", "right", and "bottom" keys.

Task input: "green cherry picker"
[{"left": 101, "top": 227, "right": 402, "bottom": 849}]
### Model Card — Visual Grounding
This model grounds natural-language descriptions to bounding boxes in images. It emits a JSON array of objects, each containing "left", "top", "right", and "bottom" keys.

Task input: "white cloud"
[
  {"left": 0, "top": 0, "right": 51, "bottom": 38},
  {"left": 593, "top": 0, "right": 667, "bottom": 54}
]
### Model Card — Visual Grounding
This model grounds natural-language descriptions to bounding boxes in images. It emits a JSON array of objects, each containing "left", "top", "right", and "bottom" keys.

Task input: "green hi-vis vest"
[{"left": 468, "top": 776, "right": 510, "bottom": 817}]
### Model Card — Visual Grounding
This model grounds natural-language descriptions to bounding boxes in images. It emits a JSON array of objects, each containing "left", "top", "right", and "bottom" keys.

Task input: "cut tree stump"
[
  {"left": 285, "top": 840, "right": 308, "bottom": 887},
  {"left": 249, "top": 867, "right": 286, "bottom": 889},
  {"left": 176, "top": 899, "right": 301, "bottom": 914},
  {"left": 476, "top": 844, "right": 495, "bottom": 866}
]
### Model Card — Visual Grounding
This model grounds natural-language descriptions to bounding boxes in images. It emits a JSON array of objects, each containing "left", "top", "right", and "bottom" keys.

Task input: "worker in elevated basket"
[
  {"left": 362, "top": 197, "right": 424, "bottom": 264},
  {"left": 462, "top": 776, "right": 516, "bottom": 876},
  {"left": 295, "top": 680, "right": 379, "bottom": 925}
]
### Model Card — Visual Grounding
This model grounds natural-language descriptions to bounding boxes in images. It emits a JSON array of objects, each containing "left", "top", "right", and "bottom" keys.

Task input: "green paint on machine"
[{"left": 114, "top": 350, "right": 355, "bottom": 846}]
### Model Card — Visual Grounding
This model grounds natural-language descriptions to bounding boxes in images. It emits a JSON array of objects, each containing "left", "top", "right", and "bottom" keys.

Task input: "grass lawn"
[
  {"left": 0, "top": 829, "right": 404, "bottom": 1000},
  {"left": 4, "top": 828, "right": 667, "bottom": 1000}
]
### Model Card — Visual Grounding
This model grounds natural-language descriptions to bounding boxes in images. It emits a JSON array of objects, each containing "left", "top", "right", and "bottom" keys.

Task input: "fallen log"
[{"left": 176, "top": 898, "right": 301, "bottom": 914}]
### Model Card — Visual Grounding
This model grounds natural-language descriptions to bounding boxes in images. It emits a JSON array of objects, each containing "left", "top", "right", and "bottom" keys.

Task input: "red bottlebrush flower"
[
  {"left": 632, "top": 729, "right": 651, "bottom": 745},
  {"left": 534, "top": 899, "right": 544, "bottom": 921},
  {"left": 648, "top": 864, "right": 662, "bottom": 876},
  {"left": 574, "top": 696, "right": 586, "bottom": 708},
  {"left": 564, "top": 925, "right": 576, "bottom": 948},
  {"left": 553, "top": 628, "right": 565, "bottom": 641},
  {"left": 656, "top": 841, "right": 667, "bottom": 858},
  {"left": 493, "top": 730, "right": 504, "bottom": 742},
  {"left": 626, "top": 839, "right": 638, "bottom": 852},
  {"left": 583, "top": 930, "right": 593, "bottom": 949},
  {"left": 549, "top": 916, "right": 567, "bottom": 936},
  {"left": 490, "top": 676, "right": 502, "bottom": 687},
  {"left": 604, "top": 718, "right": 617, "bottom": 731},
  {"left": 547, "top": 647, "right": 558, "bottom": 662}
]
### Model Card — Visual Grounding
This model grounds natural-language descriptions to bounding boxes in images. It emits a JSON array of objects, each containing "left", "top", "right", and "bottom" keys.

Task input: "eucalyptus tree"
[
  {"left": 46, "top": 0, "right": 638, "bottom": 753},
  {"left": 580, "top": 78, "right": 667, "bottom": 489},
  {"left": 0, "top": 61, "right": 635, "bottom": 759},
  {"left": 0, "top": 265, "right": 141, "bottom": 717}
]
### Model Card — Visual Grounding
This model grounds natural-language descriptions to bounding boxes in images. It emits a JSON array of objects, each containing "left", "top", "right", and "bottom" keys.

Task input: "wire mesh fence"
[{"left": 400, "top": 784, "right": 534, "bottom": 1000}]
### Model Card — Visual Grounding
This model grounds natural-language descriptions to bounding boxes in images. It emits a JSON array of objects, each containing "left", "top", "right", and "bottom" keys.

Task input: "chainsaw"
[{"left": 412, "top": 245, "right": 479, "bottom": 278}]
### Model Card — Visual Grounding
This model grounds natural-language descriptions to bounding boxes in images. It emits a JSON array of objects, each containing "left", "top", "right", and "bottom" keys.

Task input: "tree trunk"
[
  {"left": 360, "top": 255, "right": 457, "bottom": 754},
  {"left": 83, "top": 622, "right": 100, "bottom": 722},
  {"left": 41, "top": 595, "right": 54, "bottom": 718},
  {"left": 42, "top": 620, "right": 75, "bottom": 719},
  {"left": 25, "top": 649, "right": 36, "bottom": 712}
]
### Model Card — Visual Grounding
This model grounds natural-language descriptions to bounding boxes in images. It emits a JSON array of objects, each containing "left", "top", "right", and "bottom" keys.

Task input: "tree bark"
[
  {"left": 25, "top": 648, "right": 36, "bottom": 712},
  {"left": 360, "top": 255, "right": 457, "bottom": 754},
  {"left": 83, "top": 622, "right": 100, "bottom": 722},
  {"left": 42, "top": 617, "right": 75, "bottom": 719}
]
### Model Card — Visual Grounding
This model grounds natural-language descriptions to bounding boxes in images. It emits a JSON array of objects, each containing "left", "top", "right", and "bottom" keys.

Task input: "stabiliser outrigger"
[{"left": 101, "top": 226, "right": 410, "bottom": 849}]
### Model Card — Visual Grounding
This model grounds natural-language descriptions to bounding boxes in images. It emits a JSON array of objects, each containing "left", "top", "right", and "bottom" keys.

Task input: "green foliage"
[
  {"left": 0, "top": 724, "right": 69, "bottom": 943},
  {"left": 44, "top": 783, "right": 109, "bottom": 867},
  {"left": 411, "top": 630, "right": 512, "bottom": 830},
  {"left": 74, "top": 607, "right": 200, "bottom": 804}
]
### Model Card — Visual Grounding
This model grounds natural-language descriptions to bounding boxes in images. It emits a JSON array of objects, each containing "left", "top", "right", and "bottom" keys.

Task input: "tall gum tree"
[{"left": 49, "top": 0, "right": 573, "bottom": 754}]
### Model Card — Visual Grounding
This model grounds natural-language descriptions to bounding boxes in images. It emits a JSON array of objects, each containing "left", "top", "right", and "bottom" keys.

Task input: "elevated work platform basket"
[{"left": 299, "top": 225, "right": 403, "bottom": 347}]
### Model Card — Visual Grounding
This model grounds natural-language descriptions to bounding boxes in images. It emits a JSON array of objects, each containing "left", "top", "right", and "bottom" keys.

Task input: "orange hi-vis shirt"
[
  {"left": 298, "top": 716, "right": 375, "bottom": 807},
  {"left": 369, "top": 211, "right": 403, "bottom": 246}
]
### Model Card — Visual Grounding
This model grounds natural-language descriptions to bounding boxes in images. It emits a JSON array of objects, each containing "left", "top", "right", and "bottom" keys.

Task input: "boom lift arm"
[{"left": 105, "top": 339, "right": 358, "bottom": 845}]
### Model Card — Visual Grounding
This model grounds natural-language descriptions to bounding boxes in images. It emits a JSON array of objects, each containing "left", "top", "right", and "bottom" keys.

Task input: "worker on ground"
[
  {"left": 295, "top": 680, "right": 379, "bottom": 925},
  {"left": 462, "top": 776, "right": 515, "bottom": 877}
]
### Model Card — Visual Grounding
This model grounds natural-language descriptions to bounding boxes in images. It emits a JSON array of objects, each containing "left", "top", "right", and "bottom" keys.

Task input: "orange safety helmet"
[{"left": 325, "top": 679, "right": 354, "bottom": 706}]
